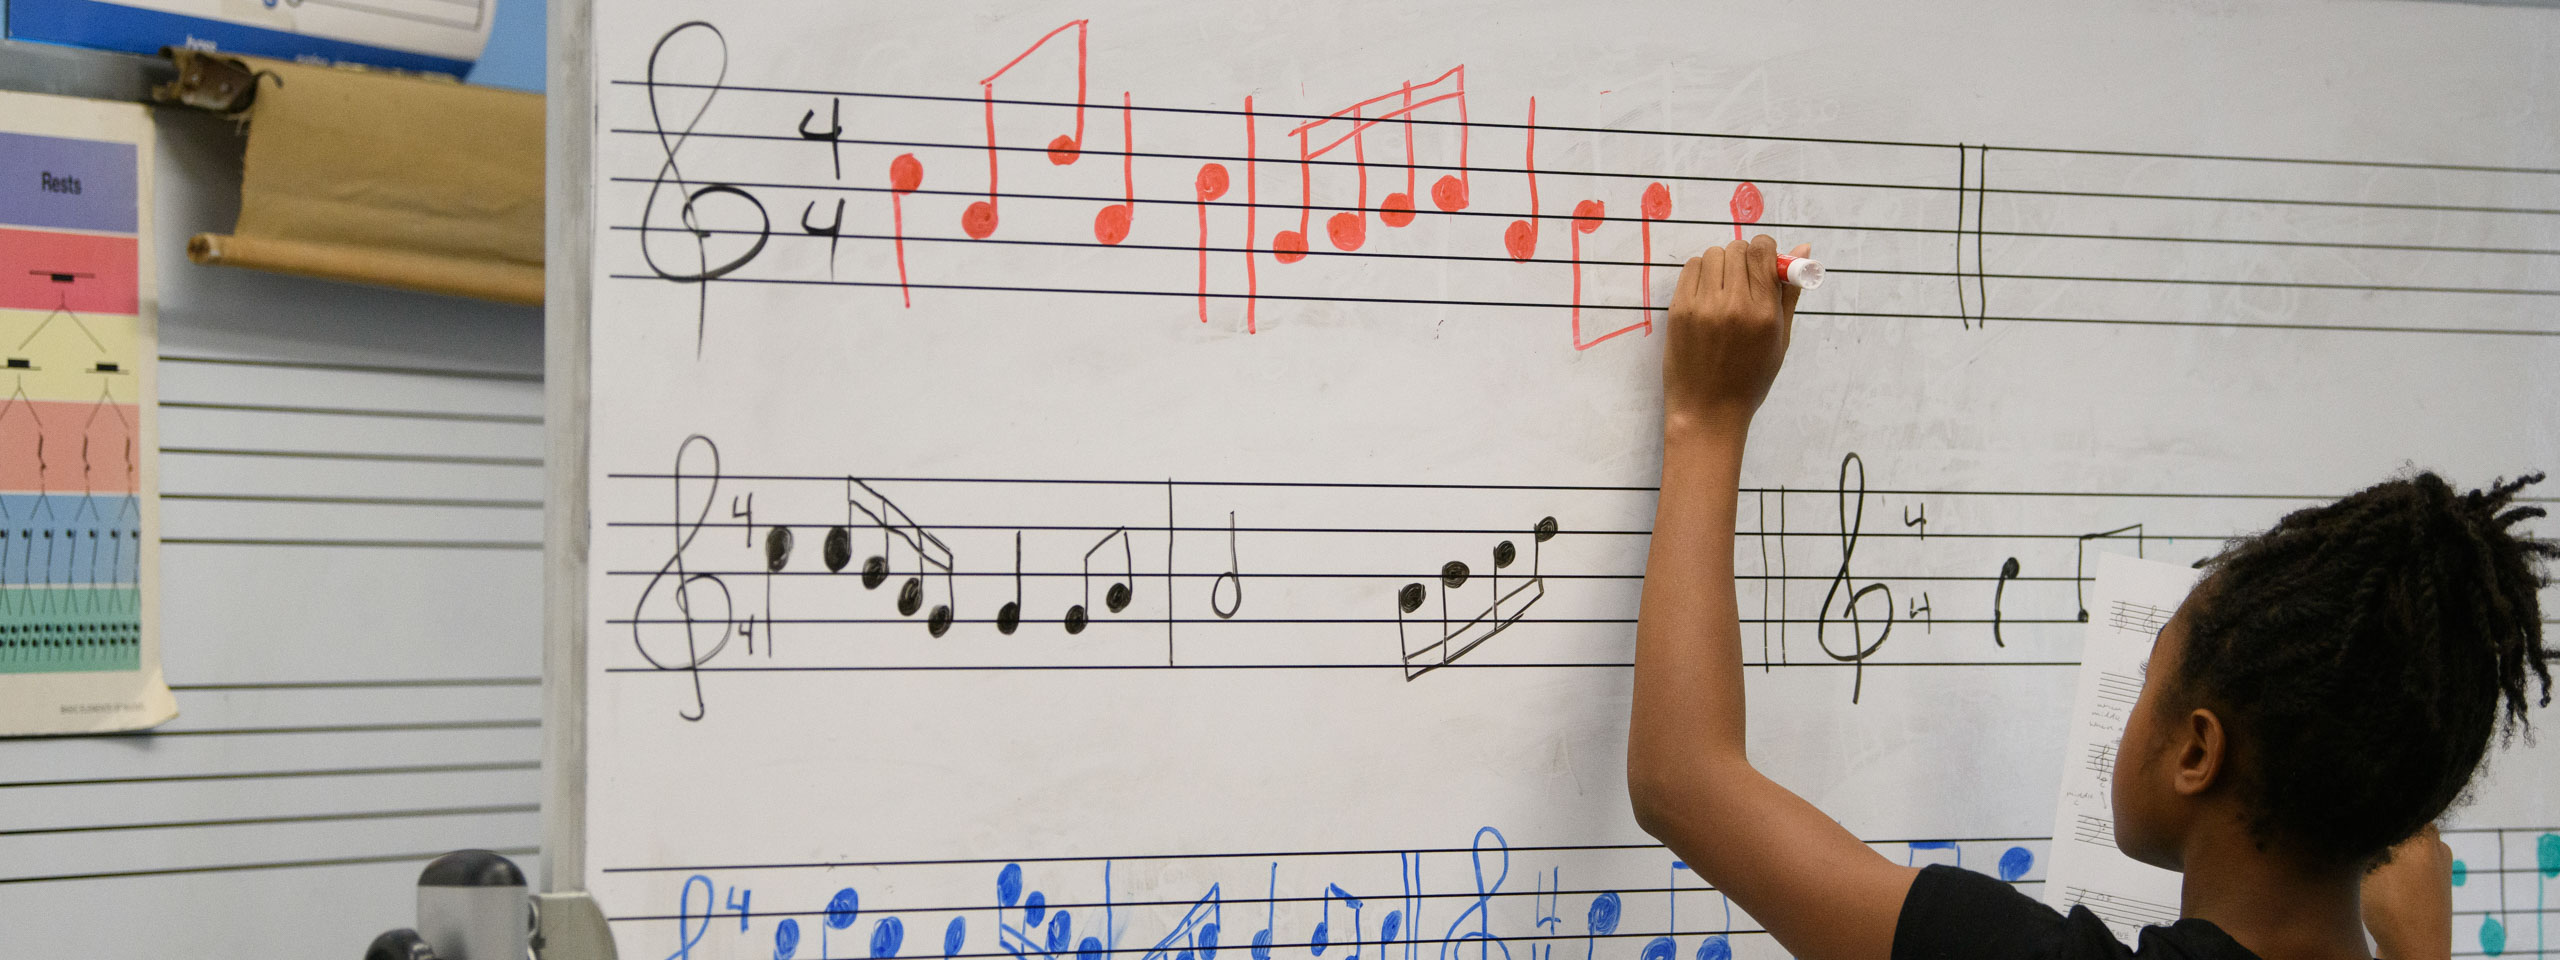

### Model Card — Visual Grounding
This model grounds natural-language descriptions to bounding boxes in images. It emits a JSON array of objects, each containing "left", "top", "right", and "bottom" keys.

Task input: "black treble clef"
[
  {"left": 642, "top": 22, "right": 772, "bottom": 355},
  {"left": 632, "top": 435, "right": 735, "bottom": 721},
  {"left": 1817, "top": 452, "right": 1893, "bottom": 703}
]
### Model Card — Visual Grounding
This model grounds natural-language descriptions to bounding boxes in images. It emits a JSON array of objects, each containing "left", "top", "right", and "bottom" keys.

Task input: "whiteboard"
[{"left": 565, "top": 3, "right": 2559, "bottom": 959}]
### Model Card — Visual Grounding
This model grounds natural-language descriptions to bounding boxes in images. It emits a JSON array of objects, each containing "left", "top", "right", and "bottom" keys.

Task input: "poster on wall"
[
  {"left": 6, "top": 0, "right": 493, "bottom": 76},
  {"left": 0, "top": 90, "right": 173, "bottom": 736}
]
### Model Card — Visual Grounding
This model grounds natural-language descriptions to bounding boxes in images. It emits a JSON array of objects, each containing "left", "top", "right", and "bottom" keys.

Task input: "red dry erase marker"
[{"left": 1775, "top": 254, "right": 1825, "bottom": 290}]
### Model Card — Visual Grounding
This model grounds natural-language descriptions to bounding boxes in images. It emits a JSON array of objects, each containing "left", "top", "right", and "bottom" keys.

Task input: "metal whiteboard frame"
[{"left": 540, "top": 0, "right": 594, "bottom": 895}]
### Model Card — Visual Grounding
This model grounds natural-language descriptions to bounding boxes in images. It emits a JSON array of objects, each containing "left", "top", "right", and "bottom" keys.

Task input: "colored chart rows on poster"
[{"left": 0, "top": 129, "right": 146, "bottom": 675}]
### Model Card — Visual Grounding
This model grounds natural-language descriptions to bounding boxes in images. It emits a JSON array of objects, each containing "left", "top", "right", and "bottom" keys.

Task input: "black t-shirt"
[{"left": 1892, "top": 864, "right": 2260, "bottom": 960}]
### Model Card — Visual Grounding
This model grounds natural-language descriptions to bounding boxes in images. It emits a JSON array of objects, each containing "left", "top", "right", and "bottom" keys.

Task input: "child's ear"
[{"left": 2172, "top": 708, "right": 2227, "bottom": 796}]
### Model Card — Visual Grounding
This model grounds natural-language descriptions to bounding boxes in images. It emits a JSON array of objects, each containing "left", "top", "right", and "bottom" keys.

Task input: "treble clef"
[
  {"left": 1816, "top": 452, "right": 1893, "bottom": 704},
  {"left": 1440, "top": 827, "right": 1512, "bottom": 960},
  {"left": 633, "top": 435, "right": 735, "bottom": 721},
  {"left": 641, "top": 22, "right": 772, "bottom": 354}
]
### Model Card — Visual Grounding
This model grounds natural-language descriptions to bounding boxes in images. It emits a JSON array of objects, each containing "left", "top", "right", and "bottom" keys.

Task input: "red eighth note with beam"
[
  {"left": 963, "top": 19, "right": 1091, "bottom": 240},
  {"left": 1271, "top": 66, "right": 1473, "bottom": 263},
  {"left": 1568, "top": 181, "right": 1674, "bottom": 350}
]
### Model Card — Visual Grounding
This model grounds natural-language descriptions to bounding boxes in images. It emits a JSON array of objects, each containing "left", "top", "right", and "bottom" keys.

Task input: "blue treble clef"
[
  {"left": 1816, "top": 452, "right": 1894, "bottom": 704},
  {"left": 632, "top": 435, "right": 735, "bottom": 721},
  {"left": 642, "top": 22, "right": 772, "bottom": 354},
  {"left": 1440, "top": 828, "right": 1510, "bottom": 960}
]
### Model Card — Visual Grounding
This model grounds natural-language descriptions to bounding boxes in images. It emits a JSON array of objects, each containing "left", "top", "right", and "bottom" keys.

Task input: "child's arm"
[
  {"left": 1626, "top": 236, "right": 1919, "bottom": 960},
  {"left": 2361, "top": 825, "right": 2453, "bottom": 960}
]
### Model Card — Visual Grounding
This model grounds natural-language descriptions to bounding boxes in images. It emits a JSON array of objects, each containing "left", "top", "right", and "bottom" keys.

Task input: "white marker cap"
[{"left": 1776, "top": 254, "right": 1825, "bottom": 291}]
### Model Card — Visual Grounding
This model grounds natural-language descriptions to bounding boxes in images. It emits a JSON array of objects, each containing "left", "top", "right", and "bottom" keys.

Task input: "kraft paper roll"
[
  {"left": 185, "top": 56, "right": 542, "bottom": 305},
  {"left": 189, "top": 232, "right": 543, "bottom": 305}
]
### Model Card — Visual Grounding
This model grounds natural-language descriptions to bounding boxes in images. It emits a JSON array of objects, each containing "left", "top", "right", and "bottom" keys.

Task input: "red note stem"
[
  {"left": 962, "top": 20, "right": 1091, "bottom": 240},
  {"left": 1330, "top": 105, "right": 1369, "bottom": 252},
  {"left": 1569, "top": 198, "right": 1649, "bottom": 349},
  {"left": 1640, "top": 182, "right": 1671, "bottom": 311},
  {"left": 1385, "top": 81, "right": 1417, "bottom": 228},
  {"left": 1095, "top": 92, "right": 1136, "bottom": 244},
  {"left": 1274, "top": 129, "right": 1313, "bottom": 263},
  {"left": 1195, "top": 162, "right": 1230, "bottom": 322},
  {"left": 1503, "top": 97, "right": 1539, "bottom": 261},
  {"left": 889, "top": 154, "right": 924, "bottom": 308}
]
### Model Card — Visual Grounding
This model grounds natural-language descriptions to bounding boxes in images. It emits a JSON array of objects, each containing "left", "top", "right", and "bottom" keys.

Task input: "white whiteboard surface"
[{"left": 573, "top": 3, "right": 2557, "bottom": 959}]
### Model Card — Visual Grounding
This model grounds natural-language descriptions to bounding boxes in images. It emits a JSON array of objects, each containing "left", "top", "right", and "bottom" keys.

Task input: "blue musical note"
[
  {"left": 1253, "top": 863, "right": 1277, "bottom": 960},
  {"left": 1998, "top": 846, "right": 2034, "bottom": 882},
  {"left": 1440, "top": 828, "right": 1511, "bottom": 960},
  {"left": 1314, "top": 884, "right": 1363, "bottom": 959},
  {"left": 1140, "top": 884, "right": 1224, "bottom": 960},
  {"left": 875, "top": 917, "right": 907, "bottom": 958},
  {"left": 1904, "top": 840, "right": 1960, "bottom": 869},
  {"left": 825, "top": 888, "right": 861, "bottom": 960},
  {"left": 777, "top": 918, "right": 803, "bottom": 960},
  {"left": 1583, "top": 891, "right": 1620, "bottom": 960}
]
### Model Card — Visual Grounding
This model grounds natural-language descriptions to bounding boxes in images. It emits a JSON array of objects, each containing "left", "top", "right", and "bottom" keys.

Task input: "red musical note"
[
  {"left": 1273, "top": 68, "right": 1470, "bottom": 262},
  {"left": 1640, "top": 182, "right": 1671, "bottom": 310},
  {"left": 1504, "top": 98, "right": 1539, "bottom": 261},
  {"left": 962, "top": 20, "right": 1090, "bottom": 240},
  {"left": 1569, "top": 198, "right": 1642, "bottom": 349},
  {"left": 1729, "top": 181, "right": 1763, "bottom": 241},
  {"left": 1383, "top": 81, "right": 1419, "bottom": 229},
  {"left": 1566, "top": 181, "right": 1672, "bottom": 349},
  {"left": 1195, "top": 161, "right": 1229, "bottom": 322},
  {"left": 889, "top": 154, "right": 924, "bottom": 308},
  {"left": 1095, "top": 92, "right": 1136, "bottom": 245}
]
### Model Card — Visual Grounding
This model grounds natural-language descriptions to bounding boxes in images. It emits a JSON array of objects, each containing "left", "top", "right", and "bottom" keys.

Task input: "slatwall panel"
[{"left": 0, "top": 110, "right": 545, "bottom": 957}]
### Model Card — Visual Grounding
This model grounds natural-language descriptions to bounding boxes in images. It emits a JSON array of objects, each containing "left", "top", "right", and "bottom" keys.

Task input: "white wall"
[{"left": 0, "top": 107, "right": 545, "bottom": 958}]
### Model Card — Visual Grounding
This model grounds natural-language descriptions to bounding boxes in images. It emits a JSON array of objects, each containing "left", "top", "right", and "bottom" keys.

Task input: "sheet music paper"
[{"left": 2042, "top": 552, "right": 2204, "bottom": 940}]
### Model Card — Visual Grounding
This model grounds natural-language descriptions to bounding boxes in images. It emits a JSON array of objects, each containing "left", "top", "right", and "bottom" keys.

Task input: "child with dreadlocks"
[{"left": 1624, "top": 235, "right": 2554, "bottom": 960}]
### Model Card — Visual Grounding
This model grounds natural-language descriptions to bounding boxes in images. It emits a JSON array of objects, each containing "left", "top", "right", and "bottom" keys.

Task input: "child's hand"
[
  {"left": 1662, "top": 235, "right": 1807, "bottom": 441},
  {"left": 2362, "top": 824, "right": 2453, "bottom": 960}
]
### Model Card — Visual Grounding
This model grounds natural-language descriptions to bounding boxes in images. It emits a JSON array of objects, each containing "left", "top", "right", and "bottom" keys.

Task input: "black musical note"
[
  {"left": 1066, "top": 528, "right": 1134, "bottom": 635},
  {"left": 1817, "top": 452, "right": 1893, "bottom": 703},
  {"left": 998, "top": 532, "right": 1025, "bottom": 635},
  {"left": 631, "top": 435, "right": 735, "bottom": 721},
  {"left": 823, "top": 524, "right": 852, "bottom": 573},
  {"left": 641, "top": 22, "right": 773, "bottom": 354},
  {"left": 2074, "top": 524, "right": 2147, "bottom": 622},
  {"left": 1991, "top": 556, "right": 2021, "bottom": 648},
  {"left": 1395, "top": 517, "right": 1556, "bottom": 680},
  {"left": 799, "top": 97, "right": 844, "bottom": 179},
  {"left": 1210, "top": 511, "right": 1243, "bottom": 620},
  {"left": 845, "top": 478, "right": 957, "bottom": 637},
  {"left": 752, "top": 523, "right": 791, "bottom": 654}
]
